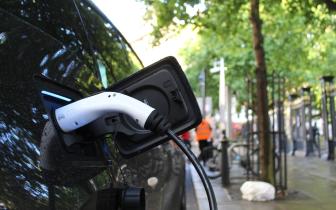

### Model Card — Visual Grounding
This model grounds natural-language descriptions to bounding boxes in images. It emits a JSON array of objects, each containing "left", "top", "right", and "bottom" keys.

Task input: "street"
[{"left": 188, "top": 154, "right": 336, "bottom": 210}]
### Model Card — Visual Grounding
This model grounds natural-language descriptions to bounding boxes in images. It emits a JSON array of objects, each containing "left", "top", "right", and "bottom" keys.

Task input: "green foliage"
[{"left": 140, "top": 0, "right": 336, "bottom": 110}]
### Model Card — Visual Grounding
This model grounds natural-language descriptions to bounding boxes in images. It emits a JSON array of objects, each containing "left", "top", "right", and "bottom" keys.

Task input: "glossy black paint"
[{"left": 0, "top": 0, "right": 185, "bottom": 209}]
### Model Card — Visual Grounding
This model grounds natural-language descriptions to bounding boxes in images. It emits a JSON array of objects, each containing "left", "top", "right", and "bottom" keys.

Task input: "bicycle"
[
  {"left": 202, "top": 143, "right": 222, "bottom": 179},
  {"left": 202, "top": 141, "right": 281, "bottom": 179}
]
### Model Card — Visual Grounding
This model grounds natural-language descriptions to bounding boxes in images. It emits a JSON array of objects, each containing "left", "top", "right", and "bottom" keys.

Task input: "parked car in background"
[{"left": 0, "top": 0, "right": 185, "bottom": 209}]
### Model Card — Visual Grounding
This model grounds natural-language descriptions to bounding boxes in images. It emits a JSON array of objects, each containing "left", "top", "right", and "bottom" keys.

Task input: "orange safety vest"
[{"left": 195, "top": 120, "right": 212, "bottom": 141}]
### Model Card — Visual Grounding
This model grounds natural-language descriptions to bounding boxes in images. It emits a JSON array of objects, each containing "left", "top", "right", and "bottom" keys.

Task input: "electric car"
[{"left": 0, "top": 0, "right": 186, "bottom": 209}]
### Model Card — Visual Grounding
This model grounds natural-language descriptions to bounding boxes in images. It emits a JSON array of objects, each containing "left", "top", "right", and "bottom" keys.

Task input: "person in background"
[
  {"left": 181, "top": 131, "right": 191, "bottom": 148},
  {"left": 195, "top": 118, "right": 212, "bottom": 162},
  {"left": 312, "top": 122, "right": 321, "bottom": 157}
]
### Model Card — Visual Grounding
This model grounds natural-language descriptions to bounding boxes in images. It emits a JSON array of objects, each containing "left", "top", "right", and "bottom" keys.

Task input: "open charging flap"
[
  {"left": 34, "top": 56, "right": 201, "bottom": 161},
  {"left": 110, "top": 56, "right": 202, "bottom": 158},
  {"left": 34, "top": 76, "right": 107, "bottom": 186},
  {"left": 34, "top": 75, "right": 83, "bottom": 111}
]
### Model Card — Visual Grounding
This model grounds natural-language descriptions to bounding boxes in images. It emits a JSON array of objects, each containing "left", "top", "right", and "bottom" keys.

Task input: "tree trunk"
[{"left": 250, "top": 0, "right": 274, "bottom": 184}]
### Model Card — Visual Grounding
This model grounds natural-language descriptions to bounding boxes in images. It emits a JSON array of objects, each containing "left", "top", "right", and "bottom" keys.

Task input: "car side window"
[
  {"left": 0, "top": 0, "right": 105, "bottom": 95},
  {"left": 0, "top": 0, "right": 143, "bottom": 90},
  {"left": 75, "top": 0, "right": 143, "bottom": 88}
]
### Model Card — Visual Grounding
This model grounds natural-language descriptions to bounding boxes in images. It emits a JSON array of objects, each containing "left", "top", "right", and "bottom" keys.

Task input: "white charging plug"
[{"left": 54, "top": 92, "right": 155, "bottom": 133}]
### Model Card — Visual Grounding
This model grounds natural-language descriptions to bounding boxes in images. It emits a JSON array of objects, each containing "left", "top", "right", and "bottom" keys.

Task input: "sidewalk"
[{"left": 190, "top": 155, "right": 336, "bottom": 210}]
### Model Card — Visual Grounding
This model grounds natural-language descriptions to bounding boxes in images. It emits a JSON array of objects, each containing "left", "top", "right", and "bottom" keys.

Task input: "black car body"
[{"left": 0, "top": 0, "right": 185, "bottom": 209}]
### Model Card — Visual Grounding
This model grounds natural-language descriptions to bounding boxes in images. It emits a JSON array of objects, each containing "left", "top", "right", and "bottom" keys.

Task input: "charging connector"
[
  {"left": 53, "top": 91, "right": 217, "bottom": 210},
  {"left": 144, "top": 110, "right": 171, "bottom": 135},
  {"left": 54, "top": 92, "right": 156, "bottom": 133}
]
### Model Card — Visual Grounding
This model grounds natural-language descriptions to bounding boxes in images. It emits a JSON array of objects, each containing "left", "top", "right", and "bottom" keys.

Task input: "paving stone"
[{"left": 189, "top": 155, "right": 336, "bottom": 210}]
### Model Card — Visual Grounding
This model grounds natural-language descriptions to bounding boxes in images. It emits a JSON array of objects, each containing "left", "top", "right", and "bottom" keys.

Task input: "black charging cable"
[
  {"left": 166, "top": 130, "right": 218, "bottom": 210},
  {"left": 145, "top": 111, "right": 217, "bottom": 210}
]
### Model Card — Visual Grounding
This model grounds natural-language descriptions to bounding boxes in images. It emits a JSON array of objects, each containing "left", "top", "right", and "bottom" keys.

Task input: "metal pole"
[
  {"left": 300, "top": 93, "right": 307, "bottom": 156},
  {"left": 218, "top": 58, "right": 232, "bottom": 139},
  {"left": 329, "top": 92, "right": 336, "bottom": 150},
  {"left": 219, "top": 59, "right": 226, "bottom": 132},
  {"left": 307, "top": 88, "right": 313, "bottom": 155},
  {"left": 281, "top": 76, "right": 287, "bottom": 189},
  {"left": 277, "top": 74, "right": 282, "bottom": 189},
  {"left": 221, "top": 139, "right": 230, "bottom": 186},
  {"left": 246, "top": 78, "right": 251, "bottom": 180},
  {"left": 251, "top": 80, "right": 258, "bottom": 177},
  {"left": 202, "top": 71, "right": 206, "bottom": 116},
  {"left": 271, "top": 71, "right": 276, "bottom": 186},
  {"left": 329, "top": 92, "right": 336, "bottom": 158},
  {"left": 321, "top": 76, "right": 334, "bottom": 160},
  {"left": 226, "top": 87, "right": 232, "bottom": 139},
  {"left": 321, "top": 79, "right": 329, "bottom": 157},
  {"left": 289, "top": 94, "right": 294, "bottom": 156},
  {"left": 302, "top": 87, "right": 313, "bottom": 156},
  {"left": 199, "top": 70, "right": 206, "bottom": 116}
]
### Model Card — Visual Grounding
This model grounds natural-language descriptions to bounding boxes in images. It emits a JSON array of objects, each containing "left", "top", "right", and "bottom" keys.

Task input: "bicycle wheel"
[
  {"left": 202, "top": 146, "right": 221, "bottom": 179},
  {"left": 246, "top": 149, "right": 281, "bottom": 176}
]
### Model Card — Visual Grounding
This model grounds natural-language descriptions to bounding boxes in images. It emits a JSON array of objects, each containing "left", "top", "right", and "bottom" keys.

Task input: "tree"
[
  {"left": 141, "top": 0, "right": 275, "bottom": 183},
  {"left": 249, "top": 0, "right": 273, "bottom": 183},
  {"left": 140, "top": 0, "right": 336, "bottom": 184}
]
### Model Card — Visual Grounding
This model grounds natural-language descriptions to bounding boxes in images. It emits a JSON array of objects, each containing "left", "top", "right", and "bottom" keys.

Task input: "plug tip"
[{"left": 144, "top": 110, "right": 171, "bottom": 135}]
